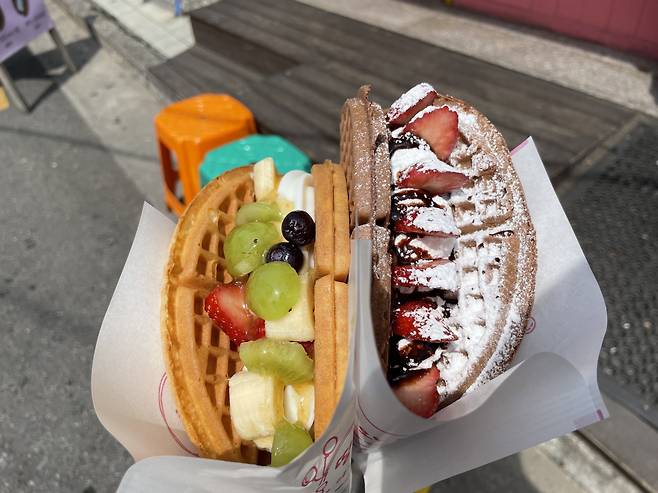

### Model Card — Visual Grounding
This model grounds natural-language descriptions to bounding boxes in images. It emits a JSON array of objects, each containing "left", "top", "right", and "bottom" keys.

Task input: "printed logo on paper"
[
  {"left": 302, "top": 430, "right": 352, "bottom": 492},
  {"left": 158, "top": 373, "right": 198, "bottom": 456}
]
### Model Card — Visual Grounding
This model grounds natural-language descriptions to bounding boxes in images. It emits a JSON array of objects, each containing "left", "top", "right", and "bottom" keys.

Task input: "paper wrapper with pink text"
[{"left": 92, "top": 139, "right": 607, "bottom": 492}]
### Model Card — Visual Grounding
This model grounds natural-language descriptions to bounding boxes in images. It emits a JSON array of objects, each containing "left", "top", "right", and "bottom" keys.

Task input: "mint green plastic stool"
[{"left": 199, "top": 135, "right": 311, "bottom": 186}]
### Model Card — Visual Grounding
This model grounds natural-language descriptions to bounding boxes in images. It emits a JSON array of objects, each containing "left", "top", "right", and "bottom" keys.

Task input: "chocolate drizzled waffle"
[
  {"left": 341, "top": 82, "right": 535, "bottom": 416},
  {"left": 430, "top": 93, "right": 536, "bottom": 407},
  {"left": 386, "top": 86, "right": 537, "bottom": 411}
]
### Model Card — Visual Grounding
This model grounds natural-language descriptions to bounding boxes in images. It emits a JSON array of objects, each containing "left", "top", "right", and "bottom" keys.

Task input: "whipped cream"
[{"left": 278, "top": 170, "right": 315, "bottom": 219}]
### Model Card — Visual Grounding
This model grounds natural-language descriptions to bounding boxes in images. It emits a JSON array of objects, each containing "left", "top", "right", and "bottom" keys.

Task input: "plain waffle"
[{"left": 161, "top": 166, "right": 259, "bottom": 462}]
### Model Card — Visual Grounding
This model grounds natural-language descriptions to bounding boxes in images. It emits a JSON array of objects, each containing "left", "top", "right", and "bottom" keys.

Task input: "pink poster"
[{"left": 0, "top": 0, "right": 54, "bottom": 62}]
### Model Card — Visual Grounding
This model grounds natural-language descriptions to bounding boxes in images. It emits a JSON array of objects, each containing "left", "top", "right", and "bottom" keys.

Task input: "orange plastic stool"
[{"left": 154, "top": 94, "right": 256, "bottom": 215}]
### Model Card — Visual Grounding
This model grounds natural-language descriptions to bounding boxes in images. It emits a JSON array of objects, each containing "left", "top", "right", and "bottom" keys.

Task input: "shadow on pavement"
[
  {"left": 3, "top": 34, "right": 99, "bottom": 111},
  {"left": 431, "top": 453, "right": 540, "bottom": 492}
]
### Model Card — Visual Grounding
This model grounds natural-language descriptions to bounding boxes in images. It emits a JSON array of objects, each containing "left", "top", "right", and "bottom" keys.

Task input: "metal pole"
[
  {"left": 0, "top": 63, "right": 29, "bottom": 113},
  {"left": 49, "top": 27, "right": 76, "bottom": 73}
]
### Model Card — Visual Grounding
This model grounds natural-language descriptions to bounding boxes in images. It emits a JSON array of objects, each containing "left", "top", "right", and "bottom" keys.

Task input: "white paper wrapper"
[{"left": 92, "top": 138, "right": 607, "bottom": 492}]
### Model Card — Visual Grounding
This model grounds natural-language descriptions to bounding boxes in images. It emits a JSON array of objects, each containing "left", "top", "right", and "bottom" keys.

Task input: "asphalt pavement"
[{"left": 0, "top": 49, "right": 142, "bottom": 492}]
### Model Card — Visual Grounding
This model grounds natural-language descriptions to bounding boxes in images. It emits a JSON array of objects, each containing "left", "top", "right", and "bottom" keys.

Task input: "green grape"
[
  {"left": 271, "top": 420, "right": 313, "bottom": 467},
  {"left": 239, "top": 339, "right": 313, "bottom": 384},
  {"left": 236, "top": 202, "right": 281, "bottom": 226},
  {"left": 246, "top": 262, "right": 300, "bottom": 320},
  {"left": 224, "top": 222, "right": 279, "bottom": 278}
]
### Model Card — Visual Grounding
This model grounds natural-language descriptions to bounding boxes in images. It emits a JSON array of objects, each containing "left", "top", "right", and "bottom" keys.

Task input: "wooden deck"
[{"left": 149, "top": 0, "right": 635, "bottom": 179}]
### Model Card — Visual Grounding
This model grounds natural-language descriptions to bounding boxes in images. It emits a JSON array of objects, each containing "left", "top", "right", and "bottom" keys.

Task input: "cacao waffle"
[
  {"left": 344, "top": 83, "right": 537, "bottom": 413},
  {"left": 341, "top": 87, "right": 394, "bottom": 370},
  {"left": 339, "top": 85, "right": 391, "bottom": 228},
  {"left": 161, "top": 166, "right": 259, "bottom": 462},
  {"left": 428, "top": 93, "right": 536, "bottom": 407}
]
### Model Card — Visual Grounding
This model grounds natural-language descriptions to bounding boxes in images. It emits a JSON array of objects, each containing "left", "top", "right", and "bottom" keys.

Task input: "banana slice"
[
  {"left": 228, "top": 370, "right": 284, "bottom": 442},
  {"left": 284, "top": 382, "right": 315, "bottom": 431},
  {"left": 254, "top": 158, "right": 277, "bottom": 201},
  {"left": 265, "top": 271, "right": 314, "bottom": 341},
  {"left": 253, "top": 435, "right": 274, "bottom": 452}
]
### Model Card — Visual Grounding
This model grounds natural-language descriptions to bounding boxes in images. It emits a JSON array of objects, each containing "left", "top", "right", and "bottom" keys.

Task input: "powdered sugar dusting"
[
  {"left": 387, "top": 82, "right": 436, "bottom": 123},
  {"left": 386, "top": 86, "right": 536, "bottom": 411},
  {"left": 395, "top": 261, "right": 459, "bottom": 292},
  {"left": 408, "top": 303, "right": 456, "bottom": 342},
  {"left": 415, "top": 347, "right": 445, "bottom": 370},
  {"left": 391, "top": 148, "right": 454, "bottom": 183},
  {"left": 436, "top": 352, "right": 468, "bottom": 397},
  {"left": 410, "top": 207, "right": 460, "bottom": 236},
  {"left": 407, "top": 105, "right": 440, "bottom": 125},
  {"left": 408, "top": 236, "right": 455, "bottom": 259}
]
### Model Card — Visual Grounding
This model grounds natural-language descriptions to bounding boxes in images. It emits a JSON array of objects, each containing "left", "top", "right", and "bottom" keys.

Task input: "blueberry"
[
  {"left": 281, "top": 210, "right": 315, "bottom": 246},
  {"left": 266, "top": 242, "right": 304, "bottom": 272}
]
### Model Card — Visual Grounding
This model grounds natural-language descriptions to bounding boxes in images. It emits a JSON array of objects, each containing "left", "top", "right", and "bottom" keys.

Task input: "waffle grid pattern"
[{"left": 163, "top": 168, "right": 258, "bottom": 463}]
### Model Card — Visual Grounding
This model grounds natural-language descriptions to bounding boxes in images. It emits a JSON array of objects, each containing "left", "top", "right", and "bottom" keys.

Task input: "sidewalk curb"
[{"left": 578, "top": 395, "right": 658, "bottom": 493}]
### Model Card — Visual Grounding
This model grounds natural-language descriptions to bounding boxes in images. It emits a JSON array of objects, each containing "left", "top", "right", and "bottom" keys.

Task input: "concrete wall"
[{"left": 453, "top": 0, "right": 658, "bottom": 60}]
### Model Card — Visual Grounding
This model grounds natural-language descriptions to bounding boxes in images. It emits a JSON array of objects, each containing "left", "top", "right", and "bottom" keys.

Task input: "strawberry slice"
[
  {"left": 204, "top": 282, "right": 265, "bottom": 346},
  {"left": 393, "top": 207, "right": 459, "bottom": 237},
  {"left": 392, "top": 259, "right": 459, "bottom": 292},
  {"left": 387, "top": 83, "right": 439, "bottom": 127},
  {"left": 299, "top": 341, "right": 315, "bottom": 359},
  {"left": 393, "top": 299, "right": 457, "bottom": 343},
  {"left": 397, "top": 162, "right": 468, "bottom": 194},
  {"left": 403, "top": 106, "right": 459, "bottom": 160},
  {"left": 392, "top": 366, "right": 441, "bottom": 418}
]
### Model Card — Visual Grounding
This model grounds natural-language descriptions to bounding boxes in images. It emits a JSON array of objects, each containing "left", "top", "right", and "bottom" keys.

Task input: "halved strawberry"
[
  {"left": 397, "top": 163, "right": 468, "bottom": 194},
  {"left": 204, "top": 282, "right": 265, "bottom": 346},
  {"left": 392, "top": 366, "right": 441, "bottom": 418},
  {"left": 392, "top": 259, "right": 458, "bottom": 291},
  {"left": 387, "top": 83, "right": 439, "bottom": 127},
  {"left": 393, "top": 207, "right": 459, "bottom": 237},
  {"left": 393, "top": 299, "right": 457, "bottom": 343},
  {"left": 403, "top": 106, "right": 458, "bottom": 160}
]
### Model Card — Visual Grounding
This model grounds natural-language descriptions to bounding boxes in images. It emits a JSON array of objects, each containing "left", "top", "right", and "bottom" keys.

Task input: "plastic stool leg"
[{"left": 158, "top": 140, "right": 185, "bottom": 214}]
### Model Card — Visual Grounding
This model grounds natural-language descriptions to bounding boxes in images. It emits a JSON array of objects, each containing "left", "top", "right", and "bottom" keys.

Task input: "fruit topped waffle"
[{"left": 161, "top": 158, "right": 350, "bottom": 466}]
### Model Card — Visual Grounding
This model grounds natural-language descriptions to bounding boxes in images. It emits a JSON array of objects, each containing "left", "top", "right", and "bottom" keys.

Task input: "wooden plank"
[
  {"left": 235, "top": 0, "right": 436, "bottom": 67},
  {"left": 164, "top": 48, "right": 252, "bottom": 97},
  {"left": 157, "top": 0, "right": 634, "bottom": 178},
  {"left": 148, "top": 61, "right": 204, "bottom": 100},
  {"left": 265, "top": 71, "right": 344, "bottom": 134},
  {"left": 191, "top": 46, "right": 266, "bottom": 84},
  {"left": 190, "top": 6, "right": 320, "bottom": 65},
  {"left": 247, "top": 0, "right": 632, "bottom": 125},
  {"left": 190, "top": 15, "right": 298, "bottom": 77}
]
